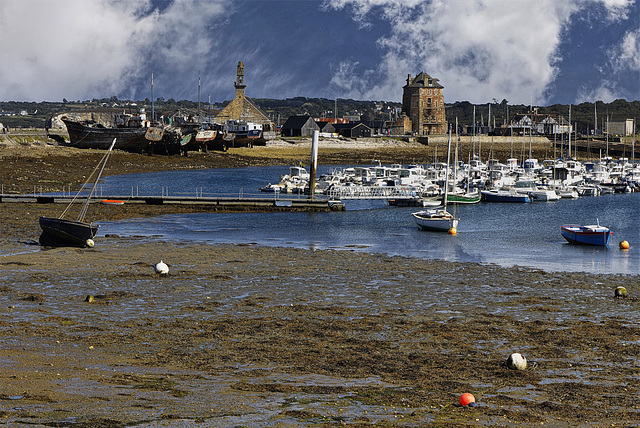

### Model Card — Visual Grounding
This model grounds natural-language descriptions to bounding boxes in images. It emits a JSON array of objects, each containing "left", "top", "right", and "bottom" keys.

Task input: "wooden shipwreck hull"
[{"left": 62, "top": 118, "right": 182, "bottom": 155}]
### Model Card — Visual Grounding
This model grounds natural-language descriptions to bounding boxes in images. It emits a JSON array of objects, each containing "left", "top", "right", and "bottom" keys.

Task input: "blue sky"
[{"left": 1, "top": 0, "right": 638, "bottom": 106}]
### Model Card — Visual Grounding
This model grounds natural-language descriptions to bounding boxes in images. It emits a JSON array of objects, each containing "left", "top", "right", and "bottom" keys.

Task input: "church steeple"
[{"left": 234, "top": 61, "right": 246, "bottom": 98}]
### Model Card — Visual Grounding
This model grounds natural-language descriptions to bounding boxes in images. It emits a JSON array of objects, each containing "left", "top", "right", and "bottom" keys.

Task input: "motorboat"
[
  {"left": 557, "top": 188, "right": 580, "bottom": 199},
  {"left": 481, "top": 189, "right": 531, "bottom": 203},
  {"left": 514, "top": 180, "right": 560, "bottom": 201},
  {"left": 561, "top": 221, "right": 612, "bottom": 247}
]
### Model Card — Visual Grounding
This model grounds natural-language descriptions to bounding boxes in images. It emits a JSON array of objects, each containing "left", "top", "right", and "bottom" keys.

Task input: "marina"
[{"left": 87, "top": 164, "right": 640, "bottom": 275}]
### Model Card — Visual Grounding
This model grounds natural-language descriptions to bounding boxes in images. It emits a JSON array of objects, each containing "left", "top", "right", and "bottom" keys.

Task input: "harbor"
[
  {"left": 0, "top": 141, "right": 638, "bottom": 427},
  {"left": 92, "top": 164, "right": 639, "bottom": 275},
  {"left": 1, "top": 0, "right": 639, "bottom": 424}
]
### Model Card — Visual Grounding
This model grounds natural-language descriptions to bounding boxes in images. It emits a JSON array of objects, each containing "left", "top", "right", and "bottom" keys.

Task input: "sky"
[{"left": 0, "top": 0, "right": 638, "bottom": 106}]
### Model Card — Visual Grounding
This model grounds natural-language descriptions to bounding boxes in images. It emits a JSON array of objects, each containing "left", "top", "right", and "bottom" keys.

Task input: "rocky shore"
[{"left": 0, "top": 138, "right": 638, "bottom": 426}]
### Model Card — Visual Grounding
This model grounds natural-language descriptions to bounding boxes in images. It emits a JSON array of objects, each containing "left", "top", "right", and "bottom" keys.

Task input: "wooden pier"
[{"left": 0, "top": 193, "right": 345, "bottom": 211}]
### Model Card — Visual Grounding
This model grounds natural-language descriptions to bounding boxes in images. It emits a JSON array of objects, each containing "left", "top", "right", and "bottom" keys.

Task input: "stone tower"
[
  {"left": 234, "top": 61, "right": 246, "bottom": 98},
  {"left": 402, "top": 72, "right": 446, "bottom": 135}
]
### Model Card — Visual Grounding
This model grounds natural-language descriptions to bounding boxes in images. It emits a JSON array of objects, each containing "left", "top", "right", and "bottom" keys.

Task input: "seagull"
[{"left": 154, "top": 260, "right": 169, "bottom": 275}]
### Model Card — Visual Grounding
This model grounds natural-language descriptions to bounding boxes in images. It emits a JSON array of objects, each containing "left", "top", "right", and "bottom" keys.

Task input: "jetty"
[{"left": 0, "top": 192, "right": 344, "bottom": 212}]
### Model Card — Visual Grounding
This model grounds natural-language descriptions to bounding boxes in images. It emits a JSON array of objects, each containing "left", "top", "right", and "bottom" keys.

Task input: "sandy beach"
[{"left": 0, "top": 137, "right": 639, "bottom": 426}]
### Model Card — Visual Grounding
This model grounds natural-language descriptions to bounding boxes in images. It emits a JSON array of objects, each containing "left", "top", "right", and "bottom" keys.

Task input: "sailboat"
[
  {"left": 412, "top": 126, "right": 459, "bottom": 232},
  {"left": 445, "top": 118, "right": 480, "bottom": 204},
  {"left": 39, "top": 138, "right": 117, "bottom": 247}
]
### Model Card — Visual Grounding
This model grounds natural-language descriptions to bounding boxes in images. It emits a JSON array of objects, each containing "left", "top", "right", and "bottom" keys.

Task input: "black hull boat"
[
  {"left": 39, "top": 217, "right": 98, "bottom": 247},
  {"left": 62, "top": 118, "right": 182, "bottom": 155},
  {"left": 39, "top": 138, "right": 116, "bottom": 248}
]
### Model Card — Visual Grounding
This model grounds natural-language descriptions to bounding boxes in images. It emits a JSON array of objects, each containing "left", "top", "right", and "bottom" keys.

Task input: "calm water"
[{"left": 97, "top": 165, "right": 640, "bottom": 275}]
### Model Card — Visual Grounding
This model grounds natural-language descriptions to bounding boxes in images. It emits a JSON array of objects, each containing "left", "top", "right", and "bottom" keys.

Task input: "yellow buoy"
[
  {"left": 448, "top": 227, "right": 457, "bottom": 235},
  {"left": 615, "top": 286, "right": 628, "bottom": 298},
  {"left": 619, "top": 240, "right": 630, "bottom": 250}
]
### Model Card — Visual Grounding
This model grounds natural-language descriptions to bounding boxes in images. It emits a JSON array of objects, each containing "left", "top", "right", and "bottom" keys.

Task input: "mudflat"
[{"left": 0, "top": 141, "right": 638, "bottom": 426}]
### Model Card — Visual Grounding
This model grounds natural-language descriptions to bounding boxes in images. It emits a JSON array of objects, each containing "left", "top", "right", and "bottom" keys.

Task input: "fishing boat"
[
  {"left": 560, "top": 221, "right": 612, "bottom": 247},
  {"left": 412, "top": 126, "right": 459, "bottom": 232},
  {"left": 481, "top": 188, "right": 531, "bottom": 203},
  {"left": 221, "top": 119, "right": 267, "bottom": 147},
  {"left": 39, "top": 138, "right": 117, "bottom": 247},
  {"left": 62, "top": 117, "right": 181, "bottom": 155}
]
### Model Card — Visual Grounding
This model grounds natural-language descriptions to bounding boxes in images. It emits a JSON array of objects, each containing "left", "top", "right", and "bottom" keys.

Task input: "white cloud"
[
  {"left": 598, "top": 0, "right": 634, "bottom": 21},
  {"left": 615, "top": 28, "right": 640, "bottom": 71},
  {"left": 323, "top": 0, "right": 637, "bottom": 104},
  {"left": 576, "top": 81, "right": 620, "bottom": 104},
  {"left": 0, "top": 0, "right": 229, "bottom": 101},
  {"left": 324, "top": 0, "right": 581, "bottom": 104},
  {"left": 579, "top": 27, "right": 640, "bottom": 103}
]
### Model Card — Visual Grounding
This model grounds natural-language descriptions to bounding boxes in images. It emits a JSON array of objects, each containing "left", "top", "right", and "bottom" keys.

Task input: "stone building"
[
  {"left": 402, "top": 72, "right": 446, "bottom": 135},
  {"left": 216, "top": 61, "right": 274, "bottom": 132}
]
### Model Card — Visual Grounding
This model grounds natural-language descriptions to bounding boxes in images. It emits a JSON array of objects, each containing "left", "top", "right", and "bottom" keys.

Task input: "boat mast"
[
  {"left": 472, "top": 105, "right": 476, "bottom": 159},
  {"left": 455, "top": 117, "right": 460, "bottom": 191},
  {"left": 444, "top": 124, "right": 452, "bottom": 209},
  {"left": 606, "top": 114, "right": 609, "bottom": 158},
  {"left": 568, "top": 104, "right": 572, "bottom": 159},
  {"left": 633, "top": 117, "right": 636, "bottom": 165},
  {"left": 78, "top": 138, "right": 117, "bottom": 222},
  {"left": 150, "top": 71, "right": 154, "bottom": 124},
  {"left": 508, "top": 102, "right": 513, "bottom": 158},
  {"left": 529, "top": 97, "right": 533, "bottom": 160},
  {"left": 594, "top": 101, "right": 597, "bottom": 139}
]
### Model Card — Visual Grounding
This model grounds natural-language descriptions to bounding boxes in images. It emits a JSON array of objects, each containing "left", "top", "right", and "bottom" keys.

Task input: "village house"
[
  {"left": 280, "top": 115, "right": 319, "bottom": 137},
  {"left": 332, "top": 122, "right": 372, "bottom": 138},
  {"left": 315, "top": 120, "right": 336, "bottom": 135}
]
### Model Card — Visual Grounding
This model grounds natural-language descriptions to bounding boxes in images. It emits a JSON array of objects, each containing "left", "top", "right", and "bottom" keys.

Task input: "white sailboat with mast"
[{"left": 412, "top": 126, "right": 459, "bottom": 233}]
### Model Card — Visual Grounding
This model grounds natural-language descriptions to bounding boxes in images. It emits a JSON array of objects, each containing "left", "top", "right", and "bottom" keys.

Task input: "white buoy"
[
  {"left": 154, "top": 260, "right": 169, "bottom": 275},
  {"left": 505, "top": 352, "right": 527, "bottom": 370},
  {"left": 85, "top": 239, "right": 94, "bottom": 248}
]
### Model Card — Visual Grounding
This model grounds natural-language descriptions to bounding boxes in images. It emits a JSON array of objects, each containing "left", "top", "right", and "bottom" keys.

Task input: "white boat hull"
[{"left": 412, "top": 209, "right": 459, "bottom": 232}]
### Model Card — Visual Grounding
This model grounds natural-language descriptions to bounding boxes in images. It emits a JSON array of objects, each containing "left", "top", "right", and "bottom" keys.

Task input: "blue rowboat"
[{"left": 561, "top": 223, "right": 612, "bottom": 247}]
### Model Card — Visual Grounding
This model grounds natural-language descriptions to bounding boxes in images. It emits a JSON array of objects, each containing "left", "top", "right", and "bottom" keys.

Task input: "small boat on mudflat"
[
  {"left": 39, "top": 138, "right": 117, "bottom": 247},
  {"left": 561, "top": 222, "right": 612, "bottom": 247}
]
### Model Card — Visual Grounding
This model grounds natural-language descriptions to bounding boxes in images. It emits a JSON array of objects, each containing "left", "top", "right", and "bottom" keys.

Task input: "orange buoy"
[
  {"left": 460, "top": 392, "right": 475, "bottom": 406},
  {"left": 448, "top": 227, "right": 457, "bottom": 235},
  {"left": 619, "top": 240, "right": 630, "bottom": 250}
]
